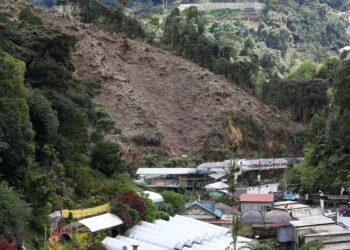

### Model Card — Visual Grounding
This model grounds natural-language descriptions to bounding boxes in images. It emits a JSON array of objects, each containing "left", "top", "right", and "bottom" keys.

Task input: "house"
[
  {"left": 178, "top": 199, "right": 223, "bottom": 220},
  {"left": 271, "top": 201, "right": 323, "bottom": 219},
  {"left": 288, "top": 215, "right": 350, "bottom": 250},
  {"left": 239, "top": 194, "right": 274, "bottom": 213},
  {"left": 135, "top": 168, "right": 207, "bottom": 190}
]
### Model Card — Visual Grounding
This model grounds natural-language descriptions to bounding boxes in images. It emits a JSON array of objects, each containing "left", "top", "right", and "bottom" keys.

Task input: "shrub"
[
  {"left": 161, "top": 191, "right": 185, "bottom": 214},
  {"left": 19, "top": 7, "right": 43, "bottom": 25},
  {"left": 116, "top": 191, "right": 147, "bottom": 220},
  {"left": 111, "top": 203, "right": 134, "bottom": 229}
]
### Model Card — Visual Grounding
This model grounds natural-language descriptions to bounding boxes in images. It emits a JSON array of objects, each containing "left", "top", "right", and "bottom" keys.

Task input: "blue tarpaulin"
[{"left": 284, "top": 191, "right": 296, "bottom": 200}]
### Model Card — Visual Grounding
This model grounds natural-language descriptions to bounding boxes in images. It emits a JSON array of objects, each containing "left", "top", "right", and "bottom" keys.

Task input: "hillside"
[{"left": 33, "top": 8, "right": 302, "bottom": 158}]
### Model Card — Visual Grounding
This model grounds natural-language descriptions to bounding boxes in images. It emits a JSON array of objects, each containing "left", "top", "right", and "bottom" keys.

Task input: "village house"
[
  {"left": 288, "top": 215, "right": 350, "bottom": 250},
  {"left": 135, "top": 168, "right": 207, "bottom": 190},
  {"left": 177, "top": 199, "right": 223, "bottom": 220},
  {"left": 239, "top": 194, "right": 274, "bottom": 213}
]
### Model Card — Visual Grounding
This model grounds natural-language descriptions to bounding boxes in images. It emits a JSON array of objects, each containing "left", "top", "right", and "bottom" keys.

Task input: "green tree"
[
  {"left": 27, "top": 89, "right": 59, "bottom": 145},
  {"left": 0, "top": 182, "right": 31, "bottom": 237},
  {"left": 91, "top": 141, "right": 124, "bottom": 175},
  {"left": 0, "top": 51, "right": 34, "bottom": 185}
]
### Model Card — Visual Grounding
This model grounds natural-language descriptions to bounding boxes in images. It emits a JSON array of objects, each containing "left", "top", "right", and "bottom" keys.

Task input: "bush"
[
  {"left": 161, "top": 191, "right": 185, "bottom": 214},
  {"left": 116, "top": 191, "right": 147, "bottom": 220},
  {"left": 156, "top": 211, "right": 170, "bottom": 221},
  {"left": 132, "top": 134, "right": 161, "bottom": 146},
  {"left": 111, "top": 202, "right": 134, "bottom": 229},
  {"left": 96, "top": 117, "right": 116, "bottom": 133},
  {"left": 91, "top": 130, "right": 104, "bottom": 143},
  {"left": 19, "top": 7, "right": 43, "bottom": 25}
]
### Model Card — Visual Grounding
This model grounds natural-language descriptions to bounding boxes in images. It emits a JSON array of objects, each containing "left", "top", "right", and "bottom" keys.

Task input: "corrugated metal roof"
[
  {"left": 136, "top": 168, "right": 197, "bottom": 175},
  {"left": 240, "top": 194, "right": 274, "bottom": 202},
  {"left": 289, "top": 215, "right": 334, "bottom": 228}
]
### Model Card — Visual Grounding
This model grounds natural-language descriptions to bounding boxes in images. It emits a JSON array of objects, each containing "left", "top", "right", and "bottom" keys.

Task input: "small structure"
[
  {"left": 239, "top": 194, "right": 274, "bottom": 213},
  {"left": 205, "top": 181, "right": 229, "bottom": 190},
  {"left": 264, "top": 210, "right": 292, "bottom": 224},
  {"left": 142, "top": 191, "right": 164, "bottom": 204},
  {"left": 241, "top": 210, "right": 264, "bottom": 224},
  {"left": 288, "top": 215, "right": 350, "bottom": 250},
  {"left": 271, "top": 201, "right": 323, "bottom": 219},
  {"left": 178, "top": 199, "right": 223, "bottom": 220},
  {"left": 78, "top": 213, "right": 123, "bottom": 233}
]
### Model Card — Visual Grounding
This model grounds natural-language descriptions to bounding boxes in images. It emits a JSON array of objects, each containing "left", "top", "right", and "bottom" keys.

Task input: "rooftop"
[
  {"left": 272, "top": 201, "right": 298, "bottom": 206},
  {"left": 273, "top": 203, "right": 310, "bottom": 211},
  {"left": 240, "top": 194, "right": 274, "bottom": 203},
  {"left": 136, "top": 168, "right": 197, "bottom": 176},
  {"left": 184, "top": 199, "right": 223, "bottom": 218},
  {"left": 102, "top": 215, "right": 240, "bottom": 250},
  {"left": 289, "top": 216, "right": 334, "bottom": 228},
  {"left": 78, "top": 213, "right": 123, "bottom": 232}
]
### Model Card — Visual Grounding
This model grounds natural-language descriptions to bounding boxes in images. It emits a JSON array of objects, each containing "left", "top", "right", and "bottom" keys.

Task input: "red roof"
[{"left": 239, "top": 194, "right": 274, "bottom": 203}]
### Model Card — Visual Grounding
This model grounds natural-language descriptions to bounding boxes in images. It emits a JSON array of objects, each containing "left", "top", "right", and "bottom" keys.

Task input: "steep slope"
[
  {"left": 11, "top": 5, "right": 300, "bottom": 158},
  {"left": 37, "top": 10, "right": 301, "bottom": 157}
]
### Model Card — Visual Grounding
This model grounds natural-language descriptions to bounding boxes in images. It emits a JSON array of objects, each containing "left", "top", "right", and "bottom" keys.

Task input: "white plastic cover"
[
  {"left": 102, "top": 236, "right": 167, "bottom": 250},
  {"left": 205, "top": 181, "right": 229, "bottom": 190},
  {"left": 174, "top": 215, "right": 229, "bottom": 236},
  {"left": 79, "top": 213, "right": 123, "bottom": 232},
  {"left": 142, "top": 191, "right": 164, "bottom": 203},
  {"left": 102, "top": 214, "right": 247, "bottom": 250}
]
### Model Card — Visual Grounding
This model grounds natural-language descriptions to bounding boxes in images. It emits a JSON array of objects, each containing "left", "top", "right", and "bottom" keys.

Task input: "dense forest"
[{"left": 285, "top": 51, "right": 350, "bottom": 194}]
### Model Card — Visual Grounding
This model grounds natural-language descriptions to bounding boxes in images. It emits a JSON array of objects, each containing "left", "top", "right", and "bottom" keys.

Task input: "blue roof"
[{"left": 184, "top": 200, "right": 223, "bottom": 218}]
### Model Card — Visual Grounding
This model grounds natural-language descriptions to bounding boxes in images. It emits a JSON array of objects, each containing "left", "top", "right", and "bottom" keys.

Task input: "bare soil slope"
[{"left": 2, "top": 1, "right": 301, "bottom": 157}]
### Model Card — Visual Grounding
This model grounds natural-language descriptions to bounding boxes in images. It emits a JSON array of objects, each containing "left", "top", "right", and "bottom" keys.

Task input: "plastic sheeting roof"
[
  {"left": 241, "top": 210, "right": 264, "bottom": 224},
  {"left": 142, "top": 191, "right": 164, "bottom": 203},
  {"left": 205, "top": 181, "right": 229, "bottom": 190},
  {"left": 208, "top": 173, "right": 227, "bottom": 180},
  {"left": 102, "top": 236, "right": 167, "bottom": 250},
  {"left": 78, "top": 213, "right": 123, "bottom": 232},
  {"left": 136, "top": 168, "right": 197, "bottom": 175},
  {"left": 103, "top": 215, "right": 233, "bottom": 250},
  {"left": 265, "top": 210, "right": 292, "bottom": 224}
]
